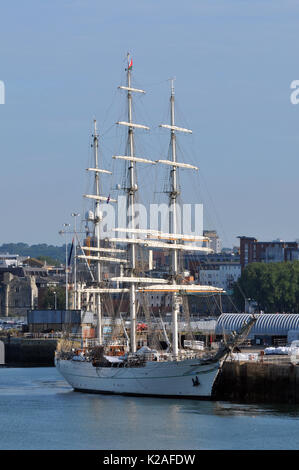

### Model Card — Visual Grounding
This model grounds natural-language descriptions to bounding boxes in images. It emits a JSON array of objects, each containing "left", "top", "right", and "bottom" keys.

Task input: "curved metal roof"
[{"left": 215, "top": 313, "right": 299, "bottom": 337}]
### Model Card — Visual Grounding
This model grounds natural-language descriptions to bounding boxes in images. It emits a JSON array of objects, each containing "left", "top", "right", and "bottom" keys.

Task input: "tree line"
[{"left": 0, "top": 242, "right": 67, "bottom": 264}]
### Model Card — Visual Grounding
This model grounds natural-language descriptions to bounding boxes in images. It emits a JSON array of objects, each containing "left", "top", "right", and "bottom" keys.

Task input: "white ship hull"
[{"left": 55, "top": 356, "right": 221, "bottom": 399}]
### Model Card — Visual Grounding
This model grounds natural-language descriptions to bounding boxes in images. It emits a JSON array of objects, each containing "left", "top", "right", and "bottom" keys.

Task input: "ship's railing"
[
  {"left": 184, "top": 340, "right": 205, "bottom": 350},
  {"left": 152, "top": 349, "right": 208, "bottom": 362},
  {"left": 22, "top": 332, "right": 65, "bottom": 339},
  {"left": 80, "top": 338, "right": 129, "bottom": 349}
]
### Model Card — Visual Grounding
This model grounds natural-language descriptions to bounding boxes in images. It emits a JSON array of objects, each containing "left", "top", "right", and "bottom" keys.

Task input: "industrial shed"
[
  {"left": 215, "top": 313, "right": 299, "bottom": 347},
  {"left": 27, "top": 309, "right": 96, "bottom": 337}
]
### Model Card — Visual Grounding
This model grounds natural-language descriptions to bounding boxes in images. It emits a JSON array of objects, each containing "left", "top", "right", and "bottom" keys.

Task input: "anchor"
[{"left": 192, "top": 376, "right": 200, "bottom": 387}]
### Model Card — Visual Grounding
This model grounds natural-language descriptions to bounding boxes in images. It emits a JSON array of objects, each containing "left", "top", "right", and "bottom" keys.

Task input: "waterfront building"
[
  {"left": 238, "top": 236, "right": 299, "bottom": 270},
  {"left": 203, "top": 230, "right": 222, "bottom": 254},
  {"left": 0, "top": 261, "right": 66, "bottom": 317},
  {"left": 197, "top": 262, "right": 241, "bottom": 292},
  {"left": 0, "top": 253, "right": 27, "bottom": 267},
  {"left": 0, "top": 271, "right": 38, "bottom": 317}
]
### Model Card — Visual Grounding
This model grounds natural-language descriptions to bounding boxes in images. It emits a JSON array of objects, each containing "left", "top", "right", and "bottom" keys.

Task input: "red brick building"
[{"left": 238, "top": 236, "right": 299, "bottom": 270}]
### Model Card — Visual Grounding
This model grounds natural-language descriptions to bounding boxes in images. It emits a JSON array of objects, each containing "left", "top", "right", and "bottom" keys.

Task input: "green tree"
[
  {"left": 232, "top": 261, "right": 299, "bottom": 313},
  {"left": 40, "top": 286, "right": 66, "bottom": 310}
]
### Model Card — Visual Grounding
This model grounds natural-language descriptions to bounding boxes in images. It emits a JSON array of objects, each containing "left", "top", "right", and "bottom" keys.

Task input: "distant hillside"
[{"left": 0, "top": 243, "right": 68, "bottom": 264}]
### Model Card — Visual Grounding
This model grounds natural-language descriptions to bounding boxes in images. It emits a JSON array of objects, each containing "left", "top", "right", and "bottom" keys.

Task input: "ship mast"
[
  {"left": 81, "top": 121, "right": 115, "bottom": 344},
  {"left": 93, "top": 120, "right": 102, "bottom": 344},
  {"left": 169, "top": 80, "right": 179, "bottom": 356},
  {"left": 127, "top": 55, "right": 137, "bottom": 354},
  {"left": 81, "top": 56, "right": 156, "bottom": 352},
  {"left": 115, "top": 54, "right": 152, "bottom": 353},
  {"left": 159, "top": 80, "right": 193, "bottom": 356}
]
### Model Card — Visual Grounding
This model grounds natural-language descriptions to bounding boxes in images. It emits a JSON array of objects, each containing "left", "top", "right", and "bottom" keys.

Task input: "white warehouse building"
[{"left": 198, "top": 262, "right": 241, "bottom": 291}]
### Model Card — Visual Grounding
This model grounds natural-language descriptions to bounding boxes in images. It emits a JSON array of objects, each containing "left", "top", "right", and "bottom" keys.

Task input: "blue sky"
[{"left": 1, "top": 0, "right": 299, "bottom": 248}]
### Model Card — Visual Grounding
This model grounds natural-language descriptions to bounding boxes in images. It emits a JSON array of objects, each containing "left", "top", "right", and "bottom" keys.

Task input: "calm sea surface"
[{"left": 0, "top": 367, "right": 299, "bottom": 450}]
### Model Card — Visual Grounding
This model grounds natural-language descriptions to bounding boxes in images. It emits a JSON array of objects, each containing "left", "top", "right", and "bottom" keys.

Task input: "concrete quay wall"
[
  {"left": 1, "top": 337, "right": 57, "bottom": 366},
  {"left": 214, "top": 360, "right": 299, "bottom": 404}
]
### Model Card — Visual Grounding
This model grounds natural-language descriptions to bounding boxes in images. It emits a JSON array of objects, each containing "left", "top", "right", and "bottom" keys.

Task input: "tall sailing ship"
[{"left": 55, "top": 56, "right": 256, "bottom": 398}]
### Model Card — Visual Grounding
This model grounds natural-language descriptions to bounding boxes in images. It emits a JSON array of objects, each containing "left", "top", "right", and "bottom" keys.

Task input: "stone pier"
[{"left": 213, "top": 360, "right": 299, "bottom": 404}]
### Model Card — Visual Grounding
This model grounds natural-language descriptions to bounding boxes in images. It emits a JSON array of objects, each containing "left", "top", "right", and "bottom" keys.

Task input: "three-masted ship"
[{"left": 55, "top": 56, "right": 256, "bottom": 398}]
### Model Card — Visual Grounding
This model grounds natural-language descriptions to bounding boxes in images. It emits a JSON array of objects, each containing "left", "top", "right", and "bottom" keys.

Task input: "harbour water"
[{"left": 0, "top": 367, "right": 299, "bottom": 450}]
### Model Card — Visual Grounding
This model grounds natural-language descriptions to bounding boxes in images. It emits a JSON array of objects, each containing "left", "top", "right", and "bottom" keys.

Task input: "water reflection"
[{"left": 179, "top": 399, "right": 299, "bottom": 420}]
